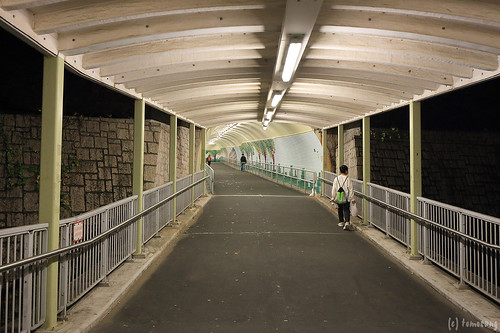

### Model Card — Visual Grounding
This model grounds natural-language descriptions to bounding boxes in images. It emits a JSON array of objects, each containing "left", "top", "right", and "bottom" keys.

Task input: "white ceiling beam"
[
  {"left": 58, "top": 9, "right": 282, "bottom": 55},
  {"left": 115, "top": 60, "right": 271, "bottom": 84},
  {"left": 274, "top": 113, "right": 341, "bottom": 129},
  {"left": 279, "top": 104, "right": 363, "bottom": 118},
  {"left": 140, "top": 78, "right": 263, "bottom": 98},
  {"left": 299, "top": 67, "right": 439, "bottom": 91},
  {"left": 306, "top": 48, "right": 473, "bottom": 79},
  {"left": 317, "top": 10, "right": 500, "bottom": 53},
  {"left": 310, "top": 32, "right": 499, "bottom": 71},
  {"left": 286, "top": 90, "right": 394, "bottom": 109},
  {"left": 99, "top": 49, "right": 275, "bottom": 77},
  {"left": 31, "top": 0, "right": 285, "bottom": 34},
  {"left": 294, "top": 78, "right": 415, "bottom": 99},
  {"left": 196, "top": 114, "right": 260, "bottom": 127},
  {"left": 159, "top": 92, "right": 261, "bottom": 107},
  {"left": 284, "top": 95, "right": 373, "bottom": 112},
  {"left": 83, "top": 32, "right": 279, "bottom": 69},
  {"left": 166, "top": 97, "right": 266, "bottom": 112},
  {"left": 1, "top": 0, "right": 70, "bottom": 11},
  {"left": 297, "top": 75, "right": 424, "bottom": 95},
  {"left": 303, "top": 59, "right": 453, "bottom": 86},
  {"left": 326, "top": 0, "right": 500, "bottom": 26},
  {"left": 290, "top": 82, "right": 405, "bottom": 104},
  {"left": 147, "top": 83, "right": 264, "bottom": 101}
]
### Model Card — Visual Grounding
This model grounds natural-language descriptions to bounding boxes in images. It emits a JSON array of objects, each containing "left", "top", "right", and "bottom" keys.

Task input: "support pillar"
[
  {"left": 170, "top": 115, "right": 178, "bottom": 222},
  {"left": 410, "top": 101, "right": 422, "bottom": 259},
  {"left": 338, "top": 124, "right": 344, "bottom": 174},
  {"left": 39, "top": 55, "right": 64, "bottom": 330},
  {"left": 189, "top": 123, "right": 195, "bottom": 206},
  {"left": 322, "top": 129, "right": 327, "bottom": 196},
  {"left": 201, "top": 128, "right": 207, "bottom": 195},
  {"left": 362, "top": 117, "right": 370, "bottom": 224},
  {"left": 133, "top": 99, "right": 145, "bottom": 256}
]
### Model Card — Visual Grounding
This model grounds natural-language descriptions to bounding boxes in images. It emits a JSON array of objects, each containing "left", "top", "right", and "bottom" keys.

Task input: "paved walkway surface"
[{"left": 91, "top": 163, "right": 488, "bottom": 333}]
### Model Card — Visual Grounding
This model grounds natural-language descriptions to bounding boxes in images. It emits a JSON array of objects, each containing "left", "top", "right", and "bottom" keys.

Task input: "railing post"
[
  {"left": 458, "top": 212, "right": 466, "bottom": 287},
  {"left": 421, "top": 201, "right": 429, "bottom": 263},
  {"left": 385, "top": 190, "right": 390, "bottom": 236},
  {"left": 39, "top": 55, "right": 64, "bottom": 330},
  {"left": 322, "top": 128, "right": 327, "bottom": 196},
  {"left": 170, "top": 115, "right": 178, "bottom": 223},
  {"left": 102, "top": 209, "right": 109, "bottom": 281},
  {"left": 201, "top": 128, "right": 207, "bottom": 196},
  {"left": 59, "top": 224, "right": 70, "bottom": 316},
  {"left": 189, "top": 123, "right": 196, "bottom": 206},
  {"left": 409, "top": 101, "right": 422, "bottom": 259},
  {"left": 362, "top": 116, "right": 370, "bottom": 225},
  {"left": 132, "top": 99, "right": 145, "bottom": 257},
  {"left": 22, "top": 232, "right": 34, "bottom": 331}
]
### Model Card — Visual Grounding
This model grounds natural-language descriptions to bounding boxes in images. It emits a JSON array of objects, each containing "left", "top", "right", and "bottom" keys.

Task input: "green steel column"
[
  {"left": 338, "top": 124, "right": 344, "bottom": 174},
  {"left": 410, "top": 101, "right": 422, "bottom": 258},
  {"left": 362, "top": 117, "right": 370, "bottom": 224},
  {"left": 39, "top": 55, "right": 64, "bottom": 330},
  {"left": 322, "top": 129, "right": 327, "bottom": 196},
  {"left": 170, "top": 115, "right": 178, "bottom": 223},
  {"left": 189, "top": 123, "right": 195, "bottom": 205},
  {"left": 133, "top": 99, "right": 145, "bottom": 256},
  {"left": 201, "top": 128, "right": 207, "bottom": 195}
]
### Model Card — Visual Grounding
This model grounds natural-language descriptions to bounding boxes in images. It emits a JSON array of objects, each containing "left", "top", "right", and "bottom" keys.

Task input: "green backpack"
[{"left": 334, "top": 177, "right": 348, "bottom": 204}]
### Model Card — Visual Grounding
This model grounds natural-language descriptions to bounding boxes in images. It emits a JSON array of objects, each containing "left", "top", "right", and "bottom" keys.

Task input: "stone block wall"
[
  {"left": 176, "top": 125, "right": 190, "bottom": 178},
  {"left": 195, "top": 128, "right": 202, "bottom": 171},
  {"left": 0, "top": 114, "right": 184, "bottom": 228},
  {"left": 325, "top": 129, "right": 337, "bottom": 173}
]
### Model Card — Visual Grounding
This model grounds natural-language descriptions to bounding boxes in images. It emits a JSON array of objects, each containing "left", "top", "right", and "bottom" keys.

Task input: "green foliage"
[{"left": 359, "top": 127, "right": 408, "bottom": 142}]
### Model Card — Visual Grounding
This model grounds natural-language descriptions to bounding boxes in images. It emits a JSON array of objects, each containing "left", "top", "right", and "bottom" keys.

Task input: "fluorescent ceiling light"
[
  {"left": 263, "top": 119, "right": 270, "bottom": 127},
  {"left": 271, "top": 92, "right": 283, "bottom": 107},
  {"left": 281, "top": 42, "right": 302, "bottom": 82},
  {"left": 265, "top": 109, "right": 275, "bottom": 120}
]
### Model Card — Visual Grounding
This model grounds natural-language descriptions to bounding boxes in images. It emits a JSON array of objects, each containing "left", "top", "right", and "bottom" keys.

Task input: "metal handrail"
[
  {"left": 320, "top": 177, "right": 500, "bottom": 251},
  {"left": 228, "top": 159, "right": 316, "bottom": 184},
  {"left": 0, "top": 176, "right": 209, "bottom": 274}
]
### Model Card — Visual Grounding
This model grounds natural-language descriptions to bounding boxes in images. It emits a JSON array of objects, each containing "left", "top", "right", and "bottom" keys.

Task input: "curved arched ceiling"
[
  {"left": 207, "top": 121, "right": 312, "bottom": 149},
  {"left": 1, "top": 0, "right": 499, "bottom": 143}
]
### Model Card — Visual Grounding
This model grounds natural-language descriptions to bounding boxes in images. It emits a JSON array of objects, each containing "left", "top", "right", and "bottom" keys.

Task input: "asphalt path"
[{"left": 91, "top": 163, "right": 487, "bottom": 333}]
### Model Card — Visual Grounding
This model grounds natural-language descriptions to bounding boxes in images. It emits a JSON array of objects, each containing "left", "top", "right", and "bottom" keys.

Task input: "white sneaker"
[
  {"left": 343, "top": 222, "right": 350, "bottom": 230},
  {"left": 338, "top": 222, "right": 344, "bottom": 227}
]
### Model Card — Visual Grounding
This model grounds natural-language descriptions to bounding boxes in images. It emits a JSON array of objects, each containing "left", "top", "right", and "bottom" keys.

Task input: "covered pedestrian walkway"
[{"left": 90, "top": 163, "right": 486, "bottom": 333}]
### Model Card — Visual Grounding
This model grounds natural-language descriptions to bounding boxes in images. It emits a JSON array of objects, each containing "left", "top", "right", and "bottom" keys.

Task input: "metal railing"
[
  {"left": 0, "top": 173, "right": 211, "bottom": 332},
  {"left": 143, "top": 183, "right": 173, "bottom": 243},
  {"left": 321, "top": 174, "right": 500, "bottom": 303},
  {"left": 221, "top": 157, "right": 318, "bottom": 194},
  {"left": 205, "top": 164, "right": 214, "bottom": 194}
]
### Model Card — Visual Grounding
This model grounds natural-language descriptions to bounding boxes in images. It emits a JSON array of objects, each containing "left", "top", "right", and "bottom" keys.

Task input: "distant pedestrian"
[
  {"left": 330, "top": 165, "right": 356, "bottom": 230},
  {"left": 206, "top": 154, "right": 212, "bottom": 166},
  {"left": 240, "top": 153, "right": 247, "bottom": 171}
]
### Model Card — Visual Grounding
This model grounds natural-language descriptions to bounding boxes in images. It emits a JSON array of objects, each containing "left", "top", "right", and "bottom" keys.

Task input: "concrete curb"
[
  {"left": 315, "top": 195, "right": 500, "bottom": 332},
  {"left": 42, "top": 195, "right": 212, "bottom": 333}
]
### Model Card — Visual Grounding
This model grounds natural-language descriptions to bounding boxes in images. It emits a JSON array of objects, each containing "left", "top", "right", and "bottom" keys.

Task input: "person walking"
[
  {"left": 206, "top": 154, "right": 212, "bottom": 166},
  {"left": 240, "top": 153, "right": 247, "bottom": 171},
  {"left": 330, "top": 165, "right": 356, "bottom": 230}
]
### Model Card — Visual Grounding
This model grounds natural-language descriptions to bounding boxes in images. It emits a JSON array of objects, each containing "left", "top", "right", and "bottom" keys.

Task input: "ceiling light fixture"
[
  {"left": 281, "top": 41, "right": 302, "bottom": 82},
  {"left": 271, "top": 92, "right": 283, "bottom": 107}
]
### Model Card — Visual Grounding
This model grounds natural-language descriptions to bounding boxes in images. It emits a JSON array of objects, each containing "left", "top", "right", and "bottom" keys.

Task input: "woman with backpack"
[{"left": 330, "top": 165, "right": 356, "bottom": 230}]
